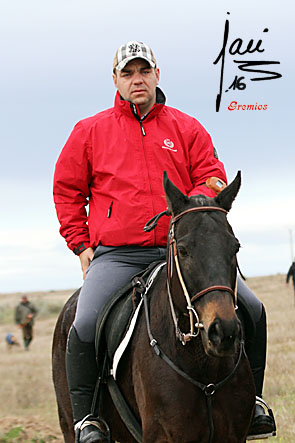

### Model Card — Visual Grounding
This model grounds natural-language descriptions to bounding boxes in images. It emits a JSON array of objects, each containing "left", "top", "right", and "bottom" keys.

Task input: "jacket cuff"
[{"left": 73, "top": 243, "right": 88, "bottom": 255}]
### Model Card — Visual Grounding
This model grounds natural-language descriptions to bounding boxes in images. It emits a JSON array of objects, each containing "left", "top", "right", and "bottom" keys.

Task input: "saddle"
[{"left": 94, "top": 260, "right": 165, "bottom": 369}]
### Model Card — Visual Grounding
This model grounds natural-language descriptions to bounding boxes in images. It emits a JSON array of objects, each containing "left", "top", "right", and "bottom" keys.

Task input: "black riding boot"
[
  {"left": 245, "top": 305, "right": 276, "bottom": 440},
  {"left": 66, "top": 326, "right": 111, "bottom": 443}
]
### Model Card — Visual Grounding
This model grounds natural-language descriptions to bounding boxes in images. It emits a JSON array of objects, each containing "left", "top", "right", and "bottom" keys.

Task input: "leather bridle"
[
  {"left": 144, "top": 205, "right": 238, "bottom": 344},
  {"left": 166, "top": 206, "right": 238, "bottom": 344}
]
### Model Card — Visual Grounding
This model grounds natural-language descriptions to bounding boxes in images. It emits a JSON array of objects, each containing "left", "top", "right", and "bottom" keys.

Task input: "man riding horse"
[{"left": 53, "top": 41, "right": 275, "bottom": 442}]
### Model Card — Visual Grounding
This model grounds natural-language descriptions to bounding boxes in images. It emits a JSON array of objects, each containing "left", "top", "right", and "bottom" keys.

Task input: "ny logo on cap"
[{"left": 128, "top": 43, "right": 141, "bottom": 55}]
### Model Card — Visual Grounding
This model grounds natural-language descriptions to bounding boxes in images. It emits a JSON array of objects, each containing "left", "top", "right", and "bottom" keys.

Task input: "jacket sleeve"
[
  {"left": 28, "top": 302, "right": 38, "bottom": 317},
  {"left": 187, "top": 120, "right": 227, "bottom": 198},
  {"left": 53, "top": 122, "right": 93, "bottom": 253}
]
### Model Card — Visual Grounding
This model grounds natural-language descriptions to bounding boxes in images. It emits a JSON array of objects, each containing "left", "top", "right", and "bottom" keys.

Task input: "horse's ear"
[
  {"left": 214, "top": 171, "right": 241, "bottom": 212},
  {"left": 163, "top": 171, "right": 189, "bottom": 215}
]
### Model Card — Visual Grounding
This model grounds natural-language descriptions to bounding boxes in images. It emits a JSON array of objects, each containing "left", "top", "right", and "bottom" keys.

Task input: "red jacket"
[{"left": 53, "top": 89, "right": 227, "bottom": 253}]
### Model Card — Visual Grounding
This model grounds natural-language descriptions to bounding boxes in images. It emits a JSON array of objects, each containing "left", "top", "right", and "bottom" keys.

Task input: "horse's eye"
[{"left": 177, "top": 245, "right": 188, "bottom": 257}]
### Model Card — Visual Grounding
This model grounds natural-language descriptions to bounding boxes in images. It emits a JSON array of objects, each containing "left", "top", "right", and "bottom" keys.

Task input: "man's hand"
[{"left": 79, "top": 247, "right": 94, "bottom": 280}]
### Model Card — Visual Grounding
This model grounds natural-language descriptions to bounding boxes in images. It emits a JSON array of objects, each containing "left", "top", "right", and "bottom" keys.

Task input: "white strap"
[
  {"left": 173, "top": 250, "right": 195, "bottom": 335},
  {"left": 112, "top": 262, "right": 166, "bottom": 379}
]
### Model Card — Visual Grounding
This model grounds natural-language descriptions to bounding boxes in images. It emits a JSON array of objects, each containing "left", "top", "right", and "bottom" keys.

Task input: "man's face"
[{"left": 113, "top": 58, "right": 160, "bottom": 115}]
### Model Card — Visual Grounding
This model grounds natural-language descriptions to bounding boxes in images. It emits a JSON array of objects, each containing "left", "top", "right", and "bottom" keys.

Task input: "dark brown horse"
[{"left": 52, "top": 171, "right": 255, "bottom": 443}]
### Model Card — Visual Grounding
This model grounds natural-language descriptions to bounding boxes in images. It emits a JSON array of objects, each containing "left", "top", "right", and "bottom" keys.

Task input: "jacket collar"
[{"left": 114, "top": 87, "right": 166, "bottom": 120}]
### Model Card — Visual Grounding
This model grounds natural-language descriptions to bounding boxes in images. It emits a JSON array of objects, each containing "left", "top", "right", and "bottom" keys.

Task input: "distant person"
[
  {"left": 286, "top": 260, "right": 295, "bottom": 293},
  {"left": 15, "top": 295, "right": 38, "bottom": 350},
  {"left": 5, "top": 333, "right": 20, "bottom": 349}
]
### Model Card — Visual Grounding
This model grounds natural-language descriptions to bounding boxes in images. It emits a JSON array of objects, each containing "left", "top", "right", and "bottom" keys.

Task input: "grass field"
[{"left": 0, "top": 274, "right": 294, "bottom": 442}]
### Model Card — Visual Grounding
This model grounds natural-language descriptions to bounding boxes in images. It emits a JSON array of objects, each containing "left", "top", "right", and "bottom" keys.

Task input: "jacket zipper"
[
  {"left": 131, "top": 103, "right": 157, "bottom": 245},
  {"left": 140, "top": 121, "right": 145, "bottom": 136},
  {"left": 131, "top": 103, "right": 156, "bottom": 136},
  {"left": 131, "top": 104, "right": 146, "bottom": 136}
]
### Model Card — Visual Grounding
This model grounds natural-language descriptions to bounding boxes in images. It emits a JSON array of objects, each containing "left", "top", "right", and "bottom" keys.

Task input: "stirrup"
[
  {"left": 75, "top": 414, "right": 111, "bottom": 443},
  {"left": 246, "top": 396, "right": 276, "bottom": 440}
]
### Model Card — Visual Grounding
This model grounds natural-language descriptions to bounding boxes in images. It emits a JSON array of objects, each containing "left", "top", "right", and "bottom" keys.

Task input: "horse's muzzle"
[{"left": 205, "top": 317, "right": 241, "bottom": 357}]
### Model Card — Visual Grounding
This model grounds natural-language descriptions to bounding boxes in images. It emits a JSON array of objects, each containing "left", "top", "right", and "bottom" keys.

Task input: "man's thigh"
[{"left": 74, "top": 246, "right": 166, "bottom": 342}]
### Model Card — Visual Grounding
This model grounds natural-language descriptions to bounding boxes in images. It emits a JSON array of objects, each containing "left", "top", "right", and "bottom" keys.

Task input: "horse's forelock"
[{"left": 189, "top": 194, "right": 214, "bottom": 208}]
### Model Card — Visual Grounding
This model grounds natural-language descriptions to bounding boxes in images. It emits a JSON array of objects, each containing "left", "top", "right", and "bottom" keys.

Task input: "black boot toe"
[
  {"left": 247, "top": 404, "right": 276, "bottom": 440},
  {"left": 75, "top": 416, "right": 111, "bottom": 443},
  {"left": 78, "top": 424, "right": 110, "bottom": 443}
]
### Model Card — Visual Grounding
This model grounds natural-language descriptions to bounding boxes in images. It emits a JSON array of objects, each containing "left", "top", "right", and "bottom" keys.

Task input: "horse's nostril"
[
  {"left": 208, "top": 319, "right": 240, "bottom": 349},
  {"left": 208, "top": 320, "right": 222, "bottom": 345}
]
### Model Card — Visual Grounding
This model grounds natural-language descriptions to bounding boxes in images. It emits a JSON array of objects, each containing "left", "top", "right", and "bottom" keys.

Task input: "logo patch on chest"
[{"left": 162, "top": 138, "right": 177, "bottom": 152}]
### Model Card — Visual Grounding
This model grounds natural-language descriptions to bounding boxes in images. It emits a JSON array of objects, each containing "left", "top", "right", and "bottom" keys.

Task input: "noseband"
[{"left": 145, "top": 206, "right": 237, "bottom": 345}]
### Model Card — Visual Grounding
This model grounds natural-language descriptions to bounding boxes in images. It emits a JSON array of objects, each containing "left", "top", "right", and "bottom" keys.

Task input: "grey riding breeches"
[
  {"left": 73, "top": 245, "right": 263, "bottom": 345},
  {"left": 73, "top": 245, "right": 167, "bottom": 343}
]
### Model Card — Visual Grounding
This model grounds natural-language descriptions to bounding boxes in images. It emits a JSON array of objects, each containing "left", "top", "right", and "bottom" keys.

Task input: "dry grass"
[
  {"left": 0, "top": 290, "right": 73, "bottom": 442},
  {"left": 246, "top": 274, "right": 295, "bottom": 442},
  {"left": 0, "top": 276, "right": 294, "bottom": 442}
]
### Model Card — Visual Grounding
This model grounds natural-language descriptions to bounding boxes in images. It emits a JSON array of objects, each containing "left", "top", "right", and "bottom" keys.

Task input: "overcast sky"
[{"left": 1, "top": 0, "right": 294, "bottom": 292}]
